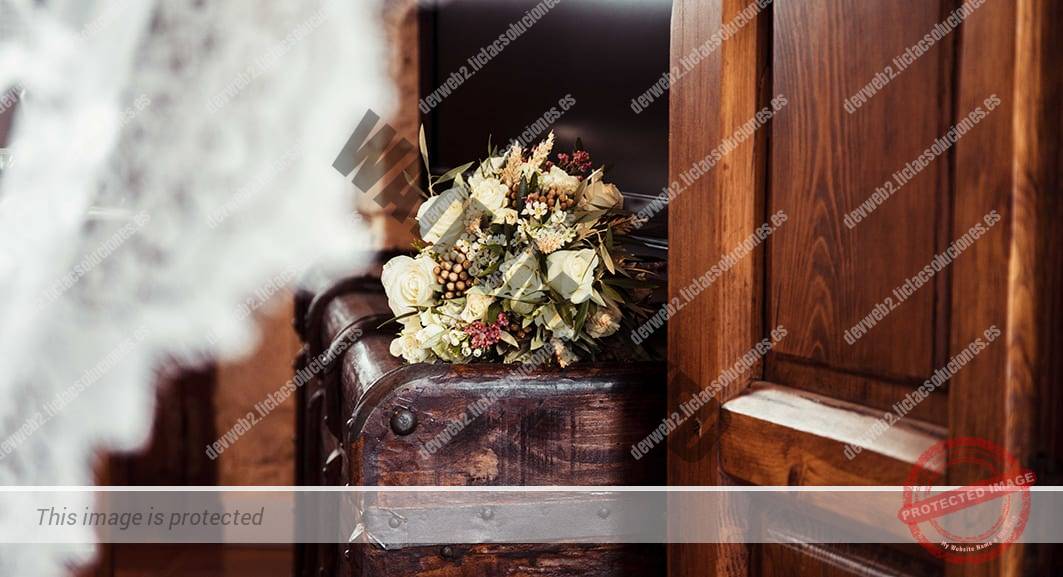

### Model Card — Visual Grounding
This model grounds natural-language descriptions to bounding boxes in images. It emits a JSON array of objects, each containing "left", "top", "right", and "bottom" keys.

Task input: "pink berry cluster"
[
  {"left": 556, "top": 150, "right": 592, "bottom": 175},
  {"left": 464, "top": 312, "right": 509, "bottom": 350}
]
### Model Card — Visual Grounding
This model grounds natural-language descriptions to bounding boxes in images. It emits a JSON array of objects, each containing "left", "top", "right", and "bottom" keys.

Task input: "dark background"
[{"left": 420, "top": 0, "right": 673, "bottom": 248}]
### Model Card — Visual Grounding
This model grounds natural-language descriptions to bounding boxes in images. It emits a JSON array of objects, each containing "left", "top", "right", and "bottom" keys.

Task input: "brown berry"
[
  {"left": 445, "top": 291, "right": 455, "bottom": 299},
  {"left": 446, "top": 282, "right": 455, "bottom": 291},
  {"left": 456, "top": 281, "right": 466, "bottom": 291},
  {"left": 453, "top": 263, "right": 463, "bottom": 273}
]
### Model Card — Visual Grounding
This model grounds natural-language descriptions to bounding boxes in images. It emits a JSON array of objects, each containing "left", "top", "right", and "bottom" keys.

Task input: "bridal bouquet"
[{"left": 382, "top": 132, "right": 654, "bottom": 366}]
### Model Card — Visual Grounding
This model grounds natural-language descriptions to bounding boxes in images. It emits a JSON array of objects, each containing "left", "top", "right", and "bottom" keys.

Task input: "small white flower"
[
  {"left": 521, "top": 201, "right": 549, "bottom": 219},
  {"left": 529, "top": 222, "right": 577, "bottom": 254}
]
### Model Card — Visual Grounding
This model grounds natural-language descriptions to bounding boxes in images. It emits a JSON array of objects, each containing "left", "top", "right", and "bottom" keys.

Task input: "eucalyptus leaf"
[
  {"left": 574, "top": 301, "right": 590, "bottom": 333},
  {"left": 436, "top": 161, "right": 474, "bottom": 186},
  {"left": 599, "top": 244, "right": 616, "bottom": 274},
  {"left": 377, "top": 309, "right": 418, "bottom": 329},
  {"left": 601, "top": 284, "right": 625, "bottom": 304},
  {"left": 418, "top": 125, "right": 431, "bottom": 179}
]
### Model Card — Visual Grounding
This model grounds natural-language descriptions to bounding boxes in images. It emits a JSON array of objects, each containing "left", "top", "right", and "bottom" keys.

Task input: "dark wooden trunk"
[{"left": 294, "top": 275, "right": 666, "bottom": 577}]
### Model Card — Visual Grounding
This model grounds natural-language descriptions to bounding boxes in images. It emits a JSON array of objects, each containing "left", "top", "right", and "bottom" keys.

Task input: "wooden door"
[{"left": 668, "top": 1, "right": 1063, "bottom": 576}]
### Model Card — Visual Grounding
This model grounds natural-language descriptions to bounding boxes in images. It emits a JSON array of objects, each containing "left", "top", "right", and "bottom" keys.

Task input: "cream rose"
[
  {"left": 500, "top": 251, "right": 544, "bottom": 301},
  {"left": 390, "top": 318, "right": 431, "bottom": 363},
  {"left": 460, "top": 287, "right": 495, "bottom": 323},
  {"left": 416, "top": 187, "right": 467, "bottom": 247},
  {"left": 579, "top": 180, "right": 623, "bottom": 212},
  {"left": 469, "top": 172, "right": 509, "bottom": 214},
  {"left": 493, "top": 207, "right": 519, "bottom": 225},
  {"left": 541, "top": 166, "right": 579, "bottom": 195},
  {"left": 586, "top": 303, "right": 621, "bottom": 338},
  {"left": 545, "top": 248, "right": 600, "bottom": 304},
  {"left": 381, "top": 255, "right": 440, "bottom": 315}
]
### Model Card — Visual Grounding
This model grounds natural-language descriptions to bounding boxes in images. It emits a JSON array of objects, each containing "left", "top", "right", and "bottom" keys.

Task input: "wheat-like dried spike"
[
  {"left": 528, "top": 132, "right": 554, "bottom": 170},
  {"left": 500, "top": 143, "right": 523, "bottom": 186}
]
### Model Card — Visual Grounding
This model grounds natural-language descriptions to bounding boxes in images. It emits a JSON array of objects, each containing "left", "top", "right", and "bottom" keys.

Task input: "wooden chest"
[{"left": 293, "top": 275, "right": 666, "bottom": 577}]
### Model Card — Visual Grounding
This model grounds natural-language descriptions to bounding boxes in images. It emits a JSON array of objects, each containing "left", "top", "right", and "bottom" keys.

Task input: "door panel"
[
  {"left": 769, "top": 0, "right": 951, "bottom": 386},
  {"left": 669, "top": 0, "right": 1061, "bottom": 576}
]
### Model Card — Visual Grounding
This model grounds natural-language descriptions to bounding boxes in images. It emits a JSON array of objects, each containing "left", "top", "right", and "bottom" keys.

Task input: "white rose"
[
  {"left": 541, "top": 166, "right": 579, "bottom": 194},
  {"left": 469, "top": 173, "right": 509, "bottom": 214},
  {"left": 390, "top": 318, "right": 431, "bottom": 363},
  {"left": 416, "top": 320, "right": 447, "bottom": 349},
  {"left": 579, "top": 180, "right": 623, "bottom": 211},
  {"left": 538, "top": 304, "right": 575, "bottom": 340},
  {"left": 417, "top": 187, "right": 467, "bottom": 247},
  {"left": 382, "top": 255, "right": 440, "bottom": 315},
  {"left": 586, "top": 303, "right": 621, "bottom": 338},
  {"left": 545, "top": 248, "right": 600, "bottom": 304},
  {"left": 460, "top": 286, "right": 495, "bottom": 323},
  {"left": 493, "top": 207, "right": 519, "bottom": 225},
  {"left": 500, "top": 251, "right": 544, "bottom": 301}
]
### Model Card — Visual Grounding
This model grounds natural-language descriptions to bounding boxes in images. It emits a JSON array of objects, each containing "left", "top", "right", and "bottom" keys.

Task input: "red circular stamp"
[{"left": 898, "top": 437, "right": 1036, "bottom": 564}]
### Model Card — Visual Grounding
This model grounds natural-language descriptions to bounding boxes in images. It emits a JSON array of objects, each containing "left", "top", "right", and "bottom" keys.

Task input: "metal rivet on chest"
[{"left": 389, "top": 408, "right": 417, "bottom": 435}]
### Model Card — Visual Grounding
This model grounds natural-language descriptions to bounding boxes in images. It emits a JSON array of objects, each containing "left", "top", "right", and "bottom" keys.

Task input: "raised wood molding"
[
  {"left": 766, "top": 354, "right": 949, "bottom": 426},
  {"left": 1003, "top": 0, "right": 1063, "bottom": 573},
  {"left": 668, "top": 0, "right": 770, "bottom": 575},
  {"left": 720, "top": 382, "right": 945, "bottom": 486}
]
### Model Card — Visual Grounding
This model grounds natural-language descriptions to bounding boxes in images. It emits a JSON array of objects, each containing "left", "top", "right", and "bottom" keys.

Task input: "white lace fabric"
[{"left": 0, "top": 0, "right": 387, "bottom": 573}]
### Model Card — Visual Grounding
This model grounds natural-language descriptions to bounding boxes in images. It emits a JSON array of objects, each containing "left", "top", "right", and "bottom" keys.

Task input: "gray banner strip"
[{"left": 2, "top": 488, "right": 1059, "bottom": 545}]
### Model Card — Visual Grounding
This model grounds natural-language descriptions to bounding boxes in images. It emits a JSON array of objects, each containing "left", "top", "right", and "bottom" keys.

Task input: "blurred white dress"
[{"left": 0, "top": 0, "right": 386, "bottom": 573}]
